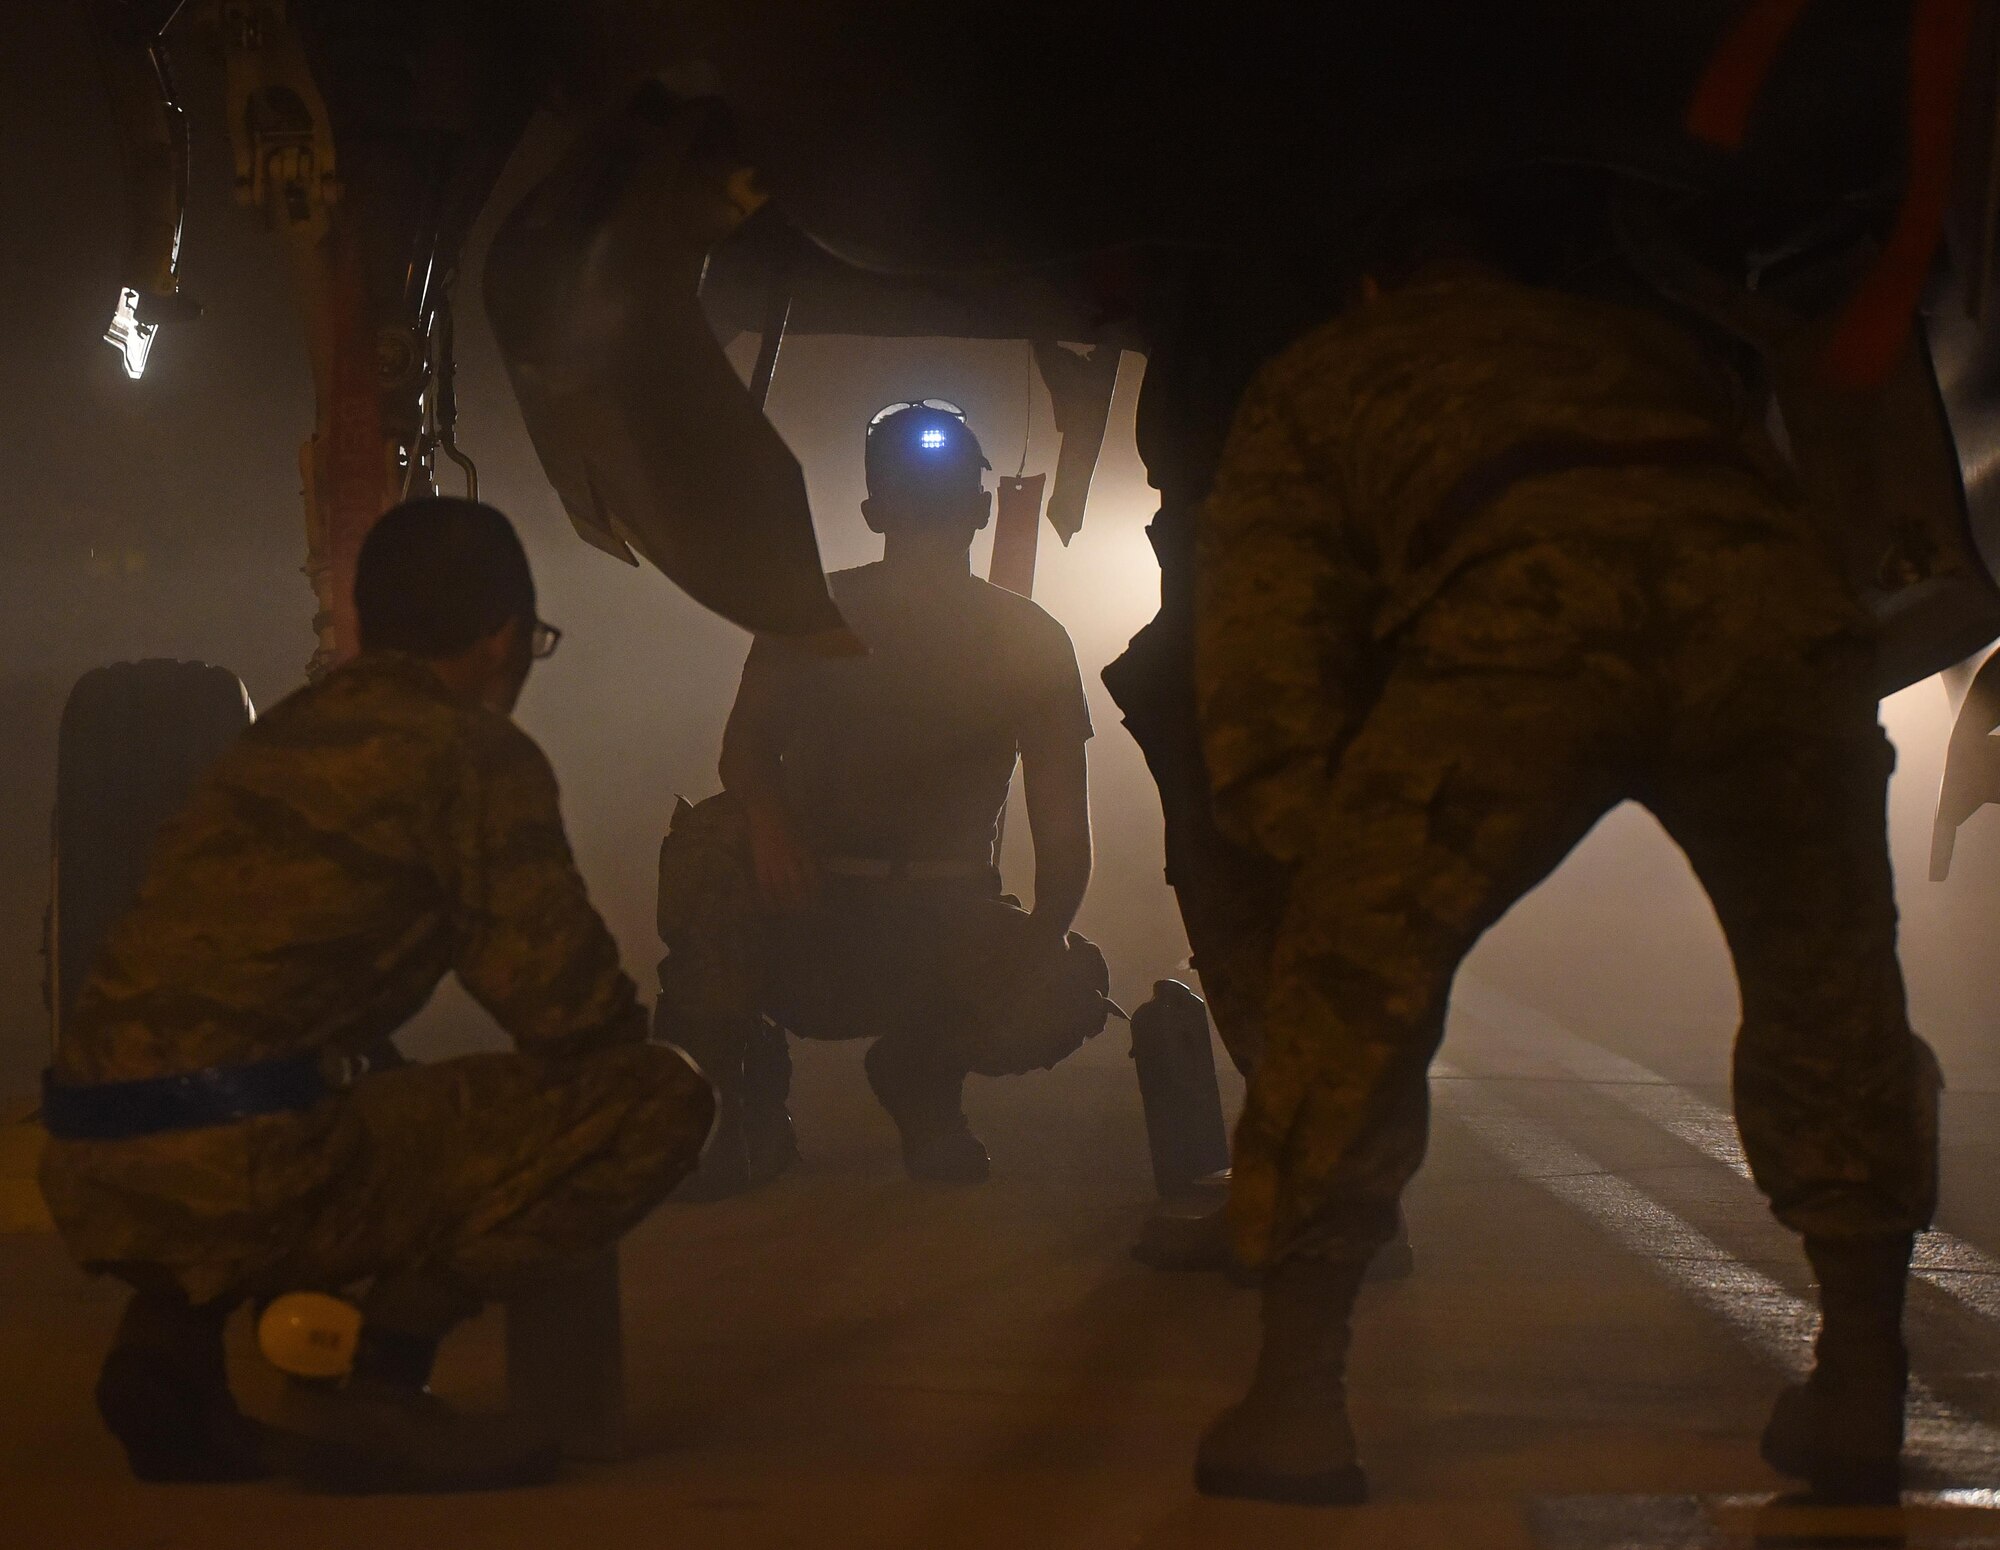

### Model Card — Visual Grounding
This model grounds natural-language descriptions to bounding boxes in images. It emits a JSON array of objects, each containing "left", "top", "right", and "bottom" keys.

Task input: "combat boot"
[
  {"left": 278, "top": 1325, "right": 560, "bottom": 1494},
  {"left": 677, "top": 1017, "right": 800, "bottom": 1198},
  {"left": 865, "top": 1037, "right": 988, "bottom": 1184},
  {"left": 94, "top": 1287, "right": 278, "bottom": 1483},
  {"left": 1760, "top": 1233, "right": 1913, "bottom": 1505},
  {"left": 696, "top": 1096, "right": 802, "bottom": 1197},
  {"left": 1196, "top": 1256, "right": 1369, "bottom": 1506}
]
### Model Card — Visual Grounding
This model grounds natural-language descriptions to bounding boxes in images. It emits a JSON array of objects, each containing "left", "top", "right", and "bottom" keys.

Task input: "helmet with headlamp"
[{"left": 864, "top": 399, "right": 991, "bottom": 501}]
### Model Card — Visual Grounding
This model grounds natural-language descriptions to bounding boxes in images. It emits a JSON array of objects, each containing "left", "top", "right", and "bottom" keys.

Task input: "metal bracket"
[
  {"left": 1030, "top": 339, "right": 1122, "bottom": 544},
  {"left": 211, "top": 0, "right": 339, "bottom": 236},
  {"left": 85, "top": 0, "right": 196, "bottom": 379}
]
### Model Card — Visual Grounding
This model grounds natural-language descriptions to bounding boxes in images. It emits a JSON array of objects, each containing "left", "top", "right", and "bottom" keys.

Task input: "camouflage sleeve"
[
  {"left": 1194, "top": 355, "right": 1377, "bottom": 864},
  {"left": 449, "top": 722, "right": 647, "bottom": 1058}
]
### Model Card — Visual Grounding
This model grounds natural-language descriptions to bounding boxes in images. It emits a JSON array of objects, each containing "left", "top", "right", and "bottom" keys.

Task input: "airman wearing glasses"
[{"left": 40, "top": 497, "right": 714, "bottom": 1493}]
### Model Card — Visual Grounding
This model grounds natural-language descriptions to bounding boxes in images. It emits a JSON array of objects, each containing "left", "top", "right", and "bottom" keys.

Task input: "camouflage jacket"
[
  {"left": 1194, "top": 272, "right": 1824, "bottom": 856},
  {"left": 42, "top": 651, "right": 644, "bottom": 1291}
]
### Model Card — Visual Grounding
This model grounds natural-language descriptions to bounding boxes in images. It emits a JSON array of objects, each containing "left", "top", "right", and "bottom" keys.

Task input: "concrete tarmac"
[{"left": 6, "top": 979, "right": 2000, "bottom": 1548}]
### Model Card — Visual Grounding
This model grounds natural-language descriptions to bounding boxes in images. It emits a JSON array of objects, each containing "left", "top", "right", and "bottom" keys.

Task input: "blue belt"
[{"left": 41, "top": 1052, "right": 329, "bottom": 1141}]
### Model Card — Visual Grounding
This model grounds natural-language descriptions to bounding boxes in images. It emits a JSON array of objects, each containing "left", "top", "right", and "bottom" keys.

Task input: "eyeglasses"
[
  {"left": 867, "top": 398, "right": 968, "bottom": 431},
  {"left": 530, "top": 620, "right": 562, "bottom": 660}
]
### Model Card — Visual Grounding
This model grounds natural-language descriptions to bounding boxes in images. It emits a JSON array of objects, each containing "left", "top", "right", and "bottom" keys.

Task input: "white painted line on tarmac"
[
  {"left": 1449, "top": 978, "right": 2000, "bottom": 1325},
  {"left": 1430, "top": 1062, "right": 2000, "bottom": 1474},
  {"left": 1432, "top": 1063, "right": 1812, "bottom": 1369}
]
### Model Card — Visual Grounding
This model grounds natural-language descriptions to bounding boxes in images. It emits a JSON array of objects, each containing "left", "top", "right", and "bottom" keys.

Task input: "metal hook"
[{"left": 433, "top": 294, "right": 477, "bottom": 501}]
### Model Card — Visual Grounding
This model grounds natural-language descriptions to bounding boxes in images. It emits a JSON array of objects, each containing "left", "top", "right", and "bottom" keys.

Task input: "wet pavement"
[{"left": 5, "top": 976, "right": 1999, "bottom": 1547}]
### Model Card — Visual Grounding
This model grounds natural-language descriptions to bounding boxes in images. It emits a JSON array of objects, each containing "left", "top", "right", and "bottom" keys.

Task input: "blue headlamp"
[{"left": 865, "top": 399, "right": 991, "bottom": 496}]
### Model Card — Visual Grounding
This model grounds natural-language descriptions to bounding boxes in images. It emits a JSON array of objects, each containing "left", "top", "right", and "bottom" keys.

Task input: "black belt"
[{"left": 41, "top": 1052, "right": 330, "bottom": 1141}]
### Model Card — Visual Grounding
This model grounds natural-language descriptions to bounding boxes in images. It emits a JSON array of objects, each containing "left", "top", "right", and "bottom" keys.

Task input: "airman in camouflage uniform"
[
  {"left": 40, "top": 499, "right": 713, "bottom": 1491},
  {"left": 1190, "top": 269, "right": 1939, "bottom": 1506}
]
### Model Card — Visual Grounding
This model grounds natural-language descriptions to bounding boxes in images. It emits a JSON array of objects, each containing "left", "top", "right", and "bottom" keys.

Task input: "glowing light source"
[
  {"left": 920, "top": 427, "right": 947, "bottom": 450},
  {"left": 104, "top": 288, "right": 157, "bottom": 381}
]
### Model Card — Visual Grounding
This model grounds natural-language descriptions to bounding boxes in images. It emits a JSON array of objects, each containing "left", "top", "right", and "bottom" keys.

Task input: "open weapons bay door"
[{"left": 483, "top": 85, "right": 852, "bottom": 647}]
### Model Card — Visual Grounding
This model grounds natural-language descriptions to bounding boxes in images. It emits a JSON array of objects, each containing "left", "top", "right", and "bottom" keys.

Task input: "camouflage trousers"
[
  {"left": 43, "top": 1042, "right": 714, "bottom": 1321},
  {"left": 1222, "top": 524, "right": 1941, "bottom": 1269}
]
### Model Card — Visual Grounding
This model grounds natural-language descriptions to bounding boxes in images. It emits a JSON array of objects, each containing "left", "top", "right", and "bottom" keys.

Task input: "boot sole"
[
  {"left": 1195, "top": 1460, "right": 1368, "bottom": 1507},
  {"left": 1759, "top": 1439, "right": 1901, "bottom": 1509}
]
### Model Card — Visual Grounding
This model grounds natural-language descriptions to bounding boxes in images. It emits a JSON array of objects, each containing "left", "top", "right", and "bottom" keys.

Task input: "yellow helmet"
[{"left": 257, "top": 1291, "right": 363, "bottom": 1379}]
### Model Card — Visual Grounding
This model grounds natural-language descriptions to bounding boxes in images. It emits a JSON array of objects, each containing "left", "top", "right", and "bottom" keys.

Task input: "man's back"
[
  {"left": 58, "top": 651, "right": 635, "bottom": 1086},
  {"left": 1243, "top": 274, "right": 1822, "bottom": 623},
  {"left": 766, "top": 562, "right": 1092, "bottom": 868}
]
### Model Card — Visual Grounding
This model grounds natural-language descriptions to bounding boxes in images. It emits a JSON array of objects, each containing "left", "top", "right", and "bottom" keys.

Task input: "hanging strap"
[{"left": 1686, "top": 0, "right": 1978, "bottom": 388}]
